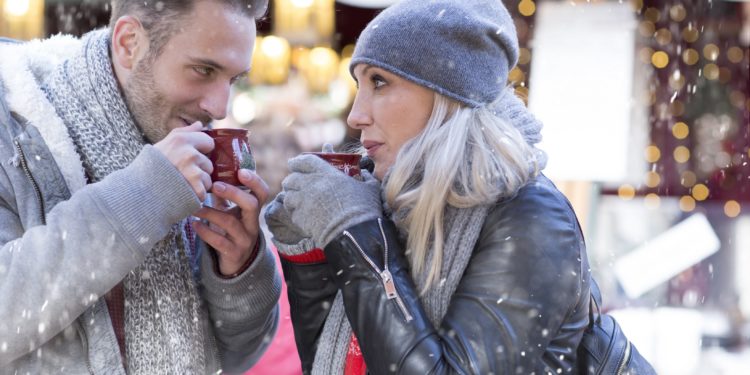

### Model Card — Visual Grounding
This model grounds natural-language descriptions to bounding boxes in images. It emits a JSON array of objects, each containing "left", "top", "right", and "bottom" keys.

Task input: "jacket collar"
[{"left": 0, "top": 33, "right": 88, "bottom": 192}]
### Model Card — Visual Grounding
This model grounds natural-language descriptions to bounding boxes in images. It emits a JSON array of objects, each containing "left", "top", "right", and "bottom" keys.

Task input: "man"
[{"left": 0, "top": 0, "right": 280, "bottom": 373}]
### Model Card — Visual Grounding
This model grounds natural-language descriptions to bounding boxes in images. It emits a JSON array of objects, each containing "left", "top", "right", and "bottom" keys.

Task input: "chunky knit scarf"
[
  {"left": 311, "top": 86, "right": 544, "bottom": 374},
  {"left": 41, "top": 29, "right": 210, "bottom": 374}
]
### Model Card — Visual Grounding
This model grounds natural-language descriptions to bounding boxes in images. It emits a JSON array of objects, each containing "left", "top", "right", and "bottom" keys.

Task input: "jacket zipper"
[
  {"left": 342, "top": 218, "right": 413, "bottom": 322},
  {"left": 615, "top": 340, "right": 632, "bottom": 375},
  {"left": 13, "top": 140, "right": 45, "bottom": 225},
  {"left": 75, "top": 319, "right": 95, "bottom": 374},
  {"left": 15, "top": 140, "right": 93, "bottom": 372}
]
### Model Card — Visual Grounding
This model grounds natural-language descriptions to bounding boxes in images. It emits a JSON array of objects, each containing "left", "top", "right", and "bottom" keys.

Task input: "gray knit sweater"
[{"left": 0, "top": 35, "right": 281, "bottom": 374}]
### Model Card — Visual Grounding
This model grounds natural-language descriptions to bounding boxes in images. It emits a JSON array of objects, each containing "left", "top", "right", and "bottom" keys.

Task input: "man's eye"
[
  {"left": 230, "top": 74, "right": 245, "bottom": 85},
  {"left": 194, "top": 66, "right": 213, "bottom": 76}
]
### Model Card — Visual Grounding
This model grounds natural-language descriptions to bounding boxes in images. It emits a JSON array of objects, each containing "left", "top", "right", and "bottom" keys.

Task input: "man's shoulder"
[
  {"left": 0, "top": 37, "right": 22, "bottom": 45},
  {"left": 0, "top": 34, "right": 81, "bottom": 83}
]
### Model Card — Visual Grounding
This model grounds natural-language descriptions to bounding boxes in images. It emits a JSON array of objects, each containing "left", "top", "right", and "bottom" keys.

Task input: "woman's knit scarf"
[
  {"left": 312, "top": 203, "right": 490, "bottom": 375},
  {"left": 41, "top": 29, "right": 210, "bottom": 374}
]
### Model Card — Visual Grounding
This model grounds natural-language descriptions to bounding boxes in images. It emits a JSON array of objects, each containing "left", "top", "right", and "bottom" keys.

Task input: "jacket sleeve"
[
  {"left": 323, "top": 181, "right": 590, "bottom": 375},
  {"left": 198, "top": 234, "right": 282, "bottom": 374},
  {"left": 0, "top": 145, "right": 202, "bottom": 366},
  {"left": 279, "top": 252, "right": 339, "bottom": 374}
]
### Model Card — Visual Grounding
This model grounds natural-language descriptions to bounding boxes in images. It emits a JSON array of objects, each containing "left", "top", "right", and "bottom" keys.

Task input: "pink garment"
[{"left": 245, "top": 249, "right": 303, "bottom": 375}]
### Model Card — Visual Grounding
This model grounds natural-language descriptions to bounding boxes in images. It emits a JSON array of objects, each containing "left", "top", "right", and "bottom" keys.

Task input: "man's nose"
[{"left": 199, "top": 82, "right": 230, "bottom": 120}]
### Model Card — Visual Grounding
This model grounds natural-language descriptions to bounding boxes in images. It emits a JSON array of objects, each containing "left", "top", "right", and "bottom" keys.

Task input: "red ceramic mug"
[
  {"left": 305, "top": 152, "right": 362, "bottom": 179},
  {"left": 202, "top": 128, "right": 255, "bottom": 187}
]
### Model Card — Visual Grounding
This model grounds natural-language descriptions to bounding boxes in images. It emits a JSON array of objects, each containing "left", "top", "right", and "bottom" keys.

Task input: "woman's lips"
[{"left": 362, "top": 140, "right": 383, "bottom": 157}]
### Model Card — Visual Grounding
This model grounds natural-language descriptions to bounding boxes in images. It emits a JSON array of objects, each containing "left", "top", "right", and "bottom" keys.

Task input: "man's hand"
[
  {"left": 153, "top": 121, "right": 214, "bottom": 201},
  {"left": 192, "top": 169, "right": 270, "bottom": 276}
]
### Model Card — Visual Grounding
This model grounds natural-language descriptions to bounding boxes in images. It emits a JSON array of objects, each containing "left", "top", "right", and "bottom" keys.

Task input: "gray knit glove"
[
  {"left": 282, "top": 154, "right": 382, "bottom": 248},
  {"left": 265, "top": 192, "right": 317, "bottom": 255}
]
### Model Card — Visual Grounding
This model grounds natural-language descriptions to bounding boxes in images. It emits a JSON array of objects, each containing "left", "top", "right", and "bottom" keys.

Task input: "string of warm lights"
[{"left": 625, "top": 0, "right": 749, "bottom": 218}]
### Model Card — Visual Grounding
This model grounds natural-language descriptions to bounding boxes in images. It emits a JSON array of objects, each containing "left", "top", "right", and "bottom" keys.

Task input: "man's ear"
[{"left": 111, "top": 15, "right": 148, "bottom": 71}]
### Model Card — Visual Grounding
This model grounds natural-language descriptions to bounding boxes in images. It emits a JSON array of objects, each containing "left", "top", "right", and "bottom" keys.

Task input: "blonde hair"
[{"left": 383, "top": 92, "right": 542, "bottom": 292}]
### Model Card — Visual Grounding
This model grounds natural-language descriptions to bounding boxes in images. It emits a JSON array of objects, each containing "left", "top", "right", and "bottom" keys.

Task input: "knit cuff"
[
  {"left": 200, "top": 234, "right": 282, "bottom": 321},
  {"left": 272, "top": 237, "right": 317, "bottom": 256}
]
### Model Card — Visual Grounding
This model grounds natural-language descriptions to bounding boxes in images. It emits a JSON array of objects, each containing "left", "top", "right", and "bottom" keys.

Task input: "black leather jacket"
[{"left": 282, "top": 175, "right": 591, "bottom": 374}]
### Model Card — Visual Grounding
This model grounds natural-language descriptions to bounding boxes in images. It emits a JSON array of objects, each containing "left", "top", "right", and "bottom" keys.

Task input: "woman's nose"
[{"left": 347, "top": 92, "right": 372, "bottom": 129}]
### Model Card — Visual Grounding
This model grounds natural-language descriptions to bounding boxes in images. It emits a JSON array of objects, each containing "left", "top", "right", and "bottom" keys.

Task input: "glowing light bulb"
[{"left": 4, "top": 0, "right": 31, "bottom": 17}]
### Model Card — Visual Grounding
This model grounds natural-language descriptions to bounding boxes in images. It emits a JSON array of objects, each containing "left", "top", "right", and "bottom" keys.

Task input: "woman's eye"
[{"left": 372, "top": 74, "right": 386, "bottom": 88}]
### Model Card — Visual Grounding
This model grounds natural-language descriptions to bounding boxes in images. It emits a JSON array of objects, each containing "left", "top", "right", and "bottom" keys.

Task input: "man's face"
[{"left": 124, "top": 1, "right": 256, "bottom": 143}]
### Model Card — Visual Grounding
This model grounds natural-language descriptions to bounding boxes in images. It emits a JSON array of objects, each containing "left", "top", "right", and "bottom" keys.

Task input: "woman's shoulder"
[
  {"left": 489, "top": 174, "right": 579, "bottom": 226},
  {"left": 476, "top": 174, "right": 585, "bottom": 260}
]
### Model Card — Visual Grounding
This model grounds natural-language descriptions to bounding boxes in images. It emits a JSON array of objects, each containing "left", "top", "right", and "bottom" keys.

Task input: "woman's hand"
[
  {"left": 265, "top": 192, "right": 319, "bottom": 255},
  {"left": 282, "top": 154, "right": 382, "bottom": 248}
]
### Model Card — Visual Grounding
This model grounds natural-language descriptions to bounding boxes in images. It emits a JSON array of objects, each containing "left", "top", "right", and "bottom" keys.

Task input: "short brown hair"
[{"left": 109, "top": 0, "right": 267, "bottom": 58}]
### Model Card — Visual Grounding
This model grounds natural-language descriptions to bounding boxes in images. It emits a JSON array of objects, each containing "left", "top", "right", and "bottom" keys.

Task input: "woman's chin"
[{"left": 374, "top": 165, "right": 386, "bottom": 181}]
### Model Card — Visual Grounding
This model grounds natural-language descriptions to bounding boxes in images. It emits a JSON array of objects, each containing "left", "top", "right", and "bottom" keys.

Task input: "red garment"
[
  {"left": 278, "top": 248, "right": 326, "bottom": 264},
  {"left": 344, "top": 334, "right": 367, "bottom": 375},
  {"left": 104, "top": 283, "right": 126, "bottom": 366}
]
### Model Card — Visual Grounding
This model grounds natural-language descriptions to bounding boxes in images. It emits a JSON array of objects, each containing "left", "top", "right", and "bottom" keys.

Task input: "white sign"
[
  {"left": 529, "top": 2, "right": 639, "bottom": 182},
  {"left": 614, "top": 213, "right": 721, "bottom": 298}
]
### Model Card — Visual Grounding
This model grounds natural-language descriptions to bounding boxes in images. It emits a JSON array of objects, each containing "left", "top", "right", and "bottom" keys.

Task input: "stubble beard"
[{"left": 123, "top": 57, "right": 171, "bottom": 144}]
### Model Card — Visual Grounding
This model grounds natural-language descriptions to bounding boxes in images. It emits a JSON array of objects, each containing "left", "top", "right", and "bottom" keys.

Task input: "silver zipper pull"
[{"left": 381, "top": 269, "right": 398, "bottom": 299}]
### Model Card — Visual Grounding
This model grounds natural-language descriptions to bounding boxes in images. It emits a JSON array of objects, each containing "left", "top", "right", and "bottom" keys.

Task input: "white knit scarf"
[{"left": 41, "top": 29, "right": 210, "bottom": 374}]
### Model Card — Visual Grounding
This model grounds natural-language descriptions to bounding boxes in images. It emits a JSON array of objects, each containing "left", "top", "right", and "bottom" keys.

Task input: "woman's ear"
[{"left": 111, "top": 15, "right": 147, "bottom": 71}]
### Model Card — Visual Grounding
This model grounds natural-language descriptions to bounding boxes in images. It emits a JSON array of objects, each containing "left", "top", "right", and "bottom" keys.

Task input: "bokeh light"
[
  {"left": 681, "top": 171, "right": 697, "bottom": 187},
  {"left": 703, "top": 63, "right": 719, "bottom": 80},
  {"left": 669, "top": 4, "right": 687, "bottom": 22},
  {"left": 639, "top": 21, "right": 656, "bottom": 38},
  {"left": 645, "top": 145, "right": 661, "bottom": 163},
  {"left": 727, "top": 46, "right": 744, "bottom": 64},
  {"left": 651, "top": 51, "right": 669, "bottom": 68},
  {"left": 682, "top": 48, "right": 699, "bottom": 65},
  {"left": 679, "top": 196, "right": 696, "bottom": 212},
  {"left": 672, "top": 122, "right": 689, "bottom": 139},
  {"left": 674, "top": 146, "right": 691, "bottom": 163},
  {"left": 682, "top": 25, "right": 700, "bottom": 42},
  {"left": 703, "top": 44, "right": 720, "bottom": 61},
  {"left": 618, "top": 184, "right": 636, "bottom": 200},
  {"left": 645, "top": 171, "right": 661, "bottom": 187},
  {"left": 644, "top": 193, "right": 661, "bottom": 209},
  {"left": 518, "top": 48, "right": 531, "bottom": 65},
  {"left": 724, "top": 200, "right": 741, "bottom": 218},
  {"left": 518, "top": 0, "right": 535, "bottom": 17},
  {"left": 644, "top": 7, "right": 660, "bottom": 23},
  {"left": 691, "top": 183, "right": 710, "bottom": 201},
  {"left": 655, "top": 28, "right": 672, "bottom": 45}
]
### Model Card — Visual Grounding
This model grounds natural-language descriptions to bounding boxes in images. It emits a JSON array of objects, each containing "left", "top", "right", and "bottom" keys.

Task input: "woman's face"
[{"left": 348, "top": 64, "right": 435, "bottom": 180}]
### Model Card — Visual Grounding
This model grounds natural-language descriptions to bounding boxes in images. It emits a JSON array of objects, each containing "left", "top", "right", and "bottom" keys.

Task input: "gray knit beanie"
[{"left": 350, "top": 0, "right": 520, "bottom": 108}]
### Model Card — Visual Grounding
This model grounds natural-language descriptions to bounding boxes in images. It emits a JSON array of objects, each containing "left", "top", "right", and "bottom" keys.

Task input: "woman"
[{"left": 265, "top": 0, "right": 591, "bottom": 373}]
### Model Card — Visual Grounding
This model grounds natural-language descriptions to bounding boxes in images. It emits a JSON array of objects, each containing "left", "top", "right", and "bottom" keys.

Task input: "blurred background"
[{"left": 2, "top": 0, "right": 749, "bottom": 374}]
